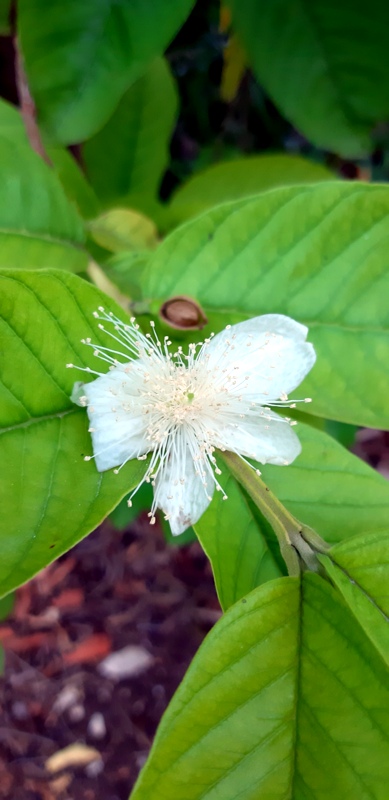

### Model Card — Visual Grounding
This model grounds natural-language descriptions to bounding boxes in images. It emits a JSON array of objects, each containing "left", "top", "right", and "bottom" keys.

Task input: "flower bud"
[{"left": 159, "top": 296, "right": 208, "bottom": 330}]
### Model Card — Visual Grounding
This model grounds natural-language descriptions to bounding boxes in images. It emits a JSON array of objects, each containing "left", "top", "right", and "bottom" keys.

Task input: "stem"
[
  {"left": 218, "top": 450, "right": 330, "bottom": 576},
  {"left": 15, "top": 39, "right": 51, "bottom": 165}
]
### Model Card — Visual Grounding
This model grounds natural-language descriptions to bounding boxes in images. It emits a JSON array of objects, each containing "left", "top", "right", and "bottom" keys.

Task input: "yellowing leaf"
[{"left": 87, "top": 209, "right": 158, "bottom": 254}]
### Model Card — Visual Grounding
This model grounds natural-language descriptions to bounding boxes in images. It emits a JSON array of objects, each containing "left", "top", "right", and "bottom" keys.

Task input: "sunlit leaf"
[
  {"left": 131, "top": 575, "right": 389, "bottom": 799},
  {"left": 320, "top": 531, "right": 389, "bottom": 664},
  {"left": 143, "top": 182, "right": 389, "bottom": 428},
  {"left": 0, "top": 269, "right": 145, "bottom": 597}
]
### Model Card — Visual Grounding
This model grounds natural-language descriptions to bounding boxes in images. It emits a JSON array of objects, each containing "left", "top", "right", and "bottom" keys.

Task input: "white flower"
[{"left": 68, "top": 309, "right": 316, "bottom": 535}]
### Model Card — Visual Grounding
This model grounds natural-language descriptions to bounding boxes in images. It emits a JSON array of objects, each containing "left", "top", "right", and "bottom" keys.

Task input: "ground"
[{"left": 0, "top": 516, "right": 219, "bottom": 800}]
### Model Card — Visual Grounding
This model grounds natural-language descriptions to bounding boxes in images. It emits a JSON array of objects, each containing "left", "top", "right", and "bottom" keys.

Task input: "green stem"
[{"left": 218, "top": 450, "right": 330, "bottom": 576}]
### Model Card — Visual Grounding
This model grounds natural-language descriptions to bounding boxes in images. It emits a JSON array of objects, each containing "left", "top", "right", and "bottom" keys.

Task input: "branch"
[{"left": 15, "top": 39, "right": 51, "bottom": 165}]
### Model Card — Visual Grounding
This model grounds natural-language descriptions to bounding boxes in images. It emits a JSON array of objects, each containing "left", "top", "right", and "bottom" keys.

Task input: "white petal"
[
  {"left": 203, "top": 314, "right": 316, "bottom": 401},
  {"left": 82, "top": 365, "right": 149, "bottom": 471},
  {"left": 71, "top": 381, "right": 87, "bottom": 406},
  {"left": 153, "top": 431, "right": 215, "bottom": 535},
  {"left": 213, "top": 409, "right": 302, "bottom": 466}
]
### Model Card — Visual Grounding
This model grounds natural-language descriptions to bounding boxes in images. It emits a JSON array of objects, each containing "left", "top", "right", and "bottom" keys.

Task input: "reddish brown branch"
[{"left": 15, "top": 39, "right": 51, "bottom": 165}]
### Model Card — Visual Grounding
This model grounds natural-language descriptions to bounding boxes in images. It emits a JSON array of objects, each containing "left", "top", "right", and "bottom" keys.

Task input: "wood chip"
[
  {"left": 45, "top": 743, "right": 102, "bottom": 773},
  {"left": 98, "top": 645, "right": 153, "bottom": 680}
]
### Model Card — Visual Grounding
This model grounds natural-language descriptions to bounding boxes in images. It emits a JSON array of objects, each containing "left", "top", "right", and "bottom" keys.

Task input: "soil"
[{"left": 0, "top": 516, "right": 220, "bottom": 800}]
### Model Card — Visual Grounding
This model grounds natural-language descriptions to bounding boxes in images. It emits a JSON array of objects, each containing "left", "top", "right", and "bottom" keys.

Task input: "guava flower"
[{"left": 68, "top": 309, "right": 315, "bottom": 535}]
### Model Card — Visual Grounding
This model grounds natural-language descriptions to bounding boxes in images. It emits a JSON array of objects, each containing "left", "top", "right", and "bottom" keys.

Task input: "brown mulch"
[{"left": 0, "top": 516, "right": 220, "bottom": 800}]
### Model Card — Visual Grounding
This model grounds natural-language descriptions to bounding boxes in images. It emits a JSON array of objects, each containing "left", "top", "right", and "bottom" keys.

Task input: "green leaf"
[
  {"left": 0, "top": 0, "right": 11, "bottom": 34},
  {"left": 0, "top": 269, "right": 146, "bottom": 597},
  {"left": 143, "top": 182, "right": 389, "bottom": 428},
  {"left": 19, "top": 3, "right": 188, "bottom": 144},
  {"left": 324, "top": 419, "right": 358, "bottom": 448},
  {"left": 194, "top": 464, "right": 282, "bottom": 611},
  {"left": 193, "top": 422, "right": 389, "bottom": 609},
  {"left": 0, "top": 591, "right": 14, "bottom": 621},
  {"left": 103, "top": 251, "right": 149, "bottom": 299},
  {"left": 84, "top": 57, "right": 178, "bottom": 210},
  {"left": 319, "top": 532, "right": 389, "bottom": 665},
  {"left": 227, "top": 0, "right": 389, "bottom": 156},
  {"left": 168, "top": 154, "right": 334, "bottom": 226},
  {"left": 261, "top": 422, "right": 389, "bottom": 546},
  {"left": 0, "top": 98, "right": 28, "bottom": 145},
  {"left": 0, "top": 97, "right": 99, "bottom": 221},
  {"left": 0, "top": 138, "right": 87, "bottom": 272},
  {"left": 46, "top": 146, "right": 99, "bottom": 220},
  {"left": 131, "top": 574, "right": 389, "bottom": 799},
  {"left": 109, "top": 483, "right": 153, "bottom": 531}
]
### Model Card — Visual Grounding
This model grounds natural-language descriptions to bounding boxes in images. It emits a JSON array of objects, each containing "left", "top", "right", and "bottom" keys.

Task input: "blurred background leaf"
[
  {"left": 167, "top": 153, "right": 334, "bottom": 226},
  {"left": 0, "top": 137, "right": 87, "bottom": 271},
  {"left": 18, "top": 0, "right": 194, "bottom": 144},
  {"left": 226, "top": 0, "right": 389, "bottom": 157},
  {"left": 84, "top": 58, "right": 178, "bottom": 219}
]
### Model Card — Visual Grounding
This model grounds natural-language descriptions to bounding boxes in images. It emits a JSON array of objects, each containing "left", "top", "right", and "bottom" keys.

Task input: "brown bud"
[{"left": 159, "top": 296, "right": 208, "bottom": 330}]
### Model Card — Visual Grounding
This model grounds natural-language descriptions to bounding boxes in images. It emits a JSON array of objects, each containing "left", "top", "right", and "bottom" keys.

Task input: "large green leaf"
[
  {"left": 0, "top": 270, "right": 146, "bottom": 597},
  {"left": 194, "top": 422, "right": 389, "bottom": 610},
  {"left": 320, "top": 532, "right": 389, "bottom": 665},
  {"left": 227, "top": 0, "right": 389, "bottom": 157},
  {"left": 131, "top": 574, "right": 389, "bottom": 799},
  {"left": 168, "top": 154, "right": 334, "bottom": 226},
  {"left": 18, "top": 1, "right": 191, "bottom": 144},
  {"left": 0, "top": 138, "right": 87, "bottom": 271},
  {"left": 143, "top": 182, "right": 389, "bottom": 428},
  {"left": 84, "top": 58, "right": 178, "bottom": 212}
]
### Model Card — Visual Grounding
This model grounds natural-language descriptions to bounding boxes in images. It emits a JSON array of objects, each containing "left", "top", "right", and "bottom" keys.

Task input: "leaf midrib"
[
  {"left": 0, "top": 406, "right": 77, "bottom": 435},
  {"left": 329, "top": 556, "right": 389, "bottom": 623},
  {"left": 203, "top": 306, "right": 389, "bottom": 335},
  {"left": 0, "top": 226, "right": 85, "bottom": 249}
]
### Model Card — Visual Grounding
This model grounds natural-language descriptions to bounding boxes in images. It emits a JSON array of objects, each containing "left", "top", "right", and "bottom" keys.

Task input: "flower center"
[{"left": 142, "top": 364, "right": 208, "bottom": 435}]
